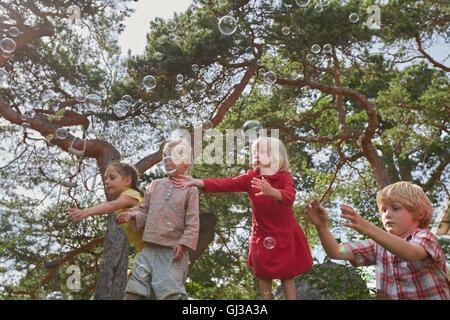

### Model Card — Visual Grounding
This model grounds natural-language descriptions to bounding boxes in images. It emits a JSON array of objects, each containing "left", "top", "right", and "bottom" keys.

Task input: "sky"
[{"left": 118, "top": 0, "right": 194, "bottom": 56}]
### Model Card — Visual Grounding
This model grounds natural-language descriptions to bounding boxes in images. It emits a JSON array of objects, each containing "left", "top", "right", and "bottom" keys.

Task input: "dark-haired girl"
[{"left": 67, "top": 162, "right": 147, "bottom": 253}]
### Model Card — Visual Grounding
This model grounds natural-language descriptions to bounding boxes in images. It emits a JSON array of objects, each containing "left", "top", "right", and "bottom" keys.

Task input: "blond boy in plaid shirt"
[{"left": 305, "top": 181, "right": 449, "bottom": 300}]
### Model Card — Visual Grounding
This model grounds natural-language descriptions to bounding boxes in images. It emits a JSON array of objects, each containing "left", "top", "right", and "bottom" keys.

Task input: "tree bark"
[
  {"left": 93, "top": 145, "right": 128, "bottom": 300},
  {"left": 93, "top": 213, "right": 129, "bottom": 300}
]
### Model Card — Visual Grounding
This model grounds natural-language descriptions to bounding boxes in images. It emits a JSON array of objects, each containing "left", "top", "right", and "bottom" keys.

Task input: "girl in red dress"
[{"left": 172, "top": 136, "right": 313, "bottom": 300}]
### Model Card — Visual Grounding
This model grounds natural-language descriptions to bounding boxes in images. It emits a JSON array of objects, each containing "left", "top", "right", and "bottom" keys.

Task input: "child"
[
  {"left": 305, "top": 181, "right": 450, "bottom": 300},
  {"left": 116, "top": 138, "right": 199, "bottom": 300},
  {"left": 66, "top": 162, "right": 147, "bottom": 255},
  {"left": 172, "top": 136, "right": 313, "bottom": 300}
]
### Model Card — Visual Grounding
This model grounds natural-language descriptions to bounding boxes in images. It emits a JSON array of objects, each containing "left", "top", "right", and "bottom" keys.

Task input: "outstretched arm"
[
  {"left": 172, "top": 173, "right": 249, "bottom": 193},
  {"left": 305, "top": 199, "right": 355, "bottom": 261},
  {"left": 171, "top": 175, "right": 204, "bottom": 189},
  {"left": 67, "top": 194, "right": 138, "bottom": 222},
  {"left": 340, "top": 205, "right": 428, "bottom": 262}
]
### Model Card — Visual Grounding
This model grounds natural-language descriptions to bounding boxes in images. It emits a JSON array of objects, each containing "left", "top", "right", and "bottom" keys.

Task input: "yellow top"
[{"left": 116, "top": 189, "right": 146, "bottom": 251}]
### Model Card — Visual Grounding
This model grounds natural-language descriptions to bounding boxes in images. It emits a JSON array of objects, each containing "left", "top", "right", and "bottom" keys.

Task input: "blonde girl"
[{"left": 172, "top": 136, "right": 313, "bottom": 300}]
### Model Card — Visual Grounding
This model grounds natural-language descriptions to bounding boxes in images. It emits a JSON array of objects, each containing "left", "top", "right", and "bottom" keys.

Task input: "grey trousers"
[{"left": 124, "top": 243, "right": 189, "bottom": 300}]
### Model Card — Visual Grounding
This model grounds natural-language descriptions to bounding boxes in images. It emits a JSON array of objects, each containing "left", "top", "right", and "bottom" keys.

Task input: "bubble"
[
  {"left": 323, "top": 43, "right": 332, "bottom": 54},
  {"left": 176, "top": 74, "right": 184, "bottom": 83},
  {"left": 121, "top": 95, "right": 133, "bottom": 105},
  {"left": 295, "top": 0, "right": 310, "bottom": 7},
  {"left": 55, "top": 128, "right": 69, "bottom": 139},
  {"left": 263, "top": 237, "right": 276, "bottom": 249},
  {"left": 258, "top": 68, "right": 266, "bottom": 77},
  {"left": 85, "top": 128, "right": 96, "bottom": 139},
  {"left": 175, "top": 83, "right": 183, "bottom": 92},
  {"left": 157, "top": 36, "right": 166, "bottom": 45},
  {"left": 306, "top": 53, "right": 315, "bottom": 61},
  {"left": 74, "top": 86, "right": 87, "bottom": 102},
  {"left": 311, "top": 44, "right": 321, "bottom": 54},
  {"left": 282, "top": 27, "right": 290, "bottom": 35},
  {"left": 338, "top": 245, "right": 347, "bottom": 254},
  {"left": 155, "top": 51, "right": 163, "bottom": 60},
  {"left": 142, "top": 75, "right": 157, "bottom": 90},
  {"left": 0, "top": 67, "right": 8, "bottom": 88},
  {"left": 263, "top": 71, "right": 277, "bottom": 85},
  {"left": 84, "top": 93, "right": 102, "bottom": 111},
  {"left": 218, "top": 15, "right": 237, "bottom": 36},
  {"left": 81, "top": 75, "right": 88, "bottom": 81},
  {"left": 243, "top": 120, "right": 263, "bottom": 131},
  {"left": 0, "top": 38, "right": 16, "bottom": 53},
  {"left": 114, "top": 100, "right": 129, "bottom": 117},
  {"left": 191, "top": 64, "right": 199, "bottom": 72},
  {"left": 8, "top": 27, "right": 20, "bottom": 38},
  {"left": 291, "top": 71, "right": 300, "bottom": 79},
  {"left": 166, "top": 20, "right": 177, "bottom": 32},
  {"left": 349, "top": 13, "right": 359, "bottom": 23},
  {"left": 168, "top": 33, "right": 178, "bottom": 41},
  {"left": 202, "top": 120, "right": 213, "bottom": 131},
  {"left": 314, "top": 3, "right": 323, "bottom": 13},
  {"left": 163, "top": 156, "right": 177, "bottom": 174}
]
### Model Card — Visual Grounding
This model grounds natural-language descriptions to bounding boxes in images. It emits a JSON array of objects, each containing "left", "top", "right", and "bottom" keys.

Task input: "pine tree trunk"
[
  {"left": 93, "top": 214, "right": 129, "bottom": 300},
  {"left": 93, "top": 148, "right": 127, "bottom": 300}
]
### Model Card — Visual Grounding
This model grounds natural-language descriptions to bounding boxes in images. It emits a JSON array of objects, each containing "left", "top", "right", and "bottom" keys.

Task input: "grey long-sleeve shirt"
[{"left": 131, "top": 178, "right": 199, "bottom": 252}]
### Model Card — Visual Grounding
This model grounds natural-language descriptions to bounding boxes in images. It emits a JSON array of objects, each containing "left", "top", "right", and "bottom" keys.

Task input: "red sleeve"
[
  {"left": 277, "top": 172, "right": 296, "bottom": 207},
  {"left": 202, "top": 171, "right": 250, "bottom": 193}
]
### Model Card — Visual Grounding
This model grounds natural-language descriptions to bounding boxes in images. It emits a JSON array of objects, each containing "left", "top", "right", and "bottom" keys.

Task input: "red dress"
[{"left": 202, "top": 170, "right": 313, "bottom": 279}]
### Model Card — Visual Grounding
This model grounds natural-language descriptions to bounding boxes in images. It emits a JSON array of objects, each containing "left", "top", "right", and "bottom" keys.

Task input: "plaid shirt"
[{"left": 348, "top": 228, "right": 450, "bottom": 300}]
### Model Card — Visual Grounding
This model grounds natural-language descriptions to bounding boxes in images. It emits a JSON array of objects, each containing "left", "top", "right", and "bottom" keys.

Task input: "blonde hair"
[
  {"left": 162, "top": 138, "right": 192, "bottom": 175},
  {"left": 251, "top": 136, "right": 290, "bottom": 172},
  {"left": 376, "top": 181, "right": 433, "bottom": 228}
]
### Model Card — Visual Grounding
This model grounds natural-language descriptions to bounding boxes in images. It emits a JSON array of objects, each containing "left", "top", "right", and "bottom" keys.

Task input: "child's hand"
[
  {"left": 172, "top": 244, "right": 184, "bottom": 262},
  {"left": 304, "top": 198, "right": 329, "bottom": 228},
  {"left": 66, "top": 208, "right": 89, "bottom": 222},
  {"left": 171, "top": 175, "right": 197, "bottom": 189},
  {"left": 251, "top": 177, "right": 274, "bottom": 197},
  {"left": 115, "top": 212, "right": 134, "bottom": 224},
  {"left": 340, "top": 204, "right": 372, "bottom": 235}
]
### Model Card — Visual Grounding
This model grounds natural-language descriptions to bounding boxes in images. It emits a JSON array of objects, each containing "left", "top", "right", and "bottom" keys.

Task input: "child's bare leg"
[
  {"left": 258, "top": 278, "right": 273, "bottom": 300},
  {"left": 123, "top": 295, "right": 133, "bottom": 300},
  {"left": 281, "top": 278, "right": 297, "bottom": 300}
]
